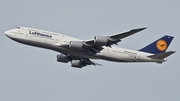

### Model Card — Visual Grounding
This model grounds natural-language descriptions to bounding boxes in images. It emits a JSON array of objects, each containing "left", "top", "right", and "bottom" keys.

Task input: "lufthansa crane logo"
[{"left": 156, "top": 40, "right": 167, "bottom": 51}]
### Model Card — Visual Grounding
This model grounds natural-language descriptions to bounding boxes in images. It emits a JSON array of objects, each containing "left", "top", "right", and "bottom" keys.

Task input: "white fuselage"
[{"left": 5, "top": 27, "right": 166, "bottom": 63}]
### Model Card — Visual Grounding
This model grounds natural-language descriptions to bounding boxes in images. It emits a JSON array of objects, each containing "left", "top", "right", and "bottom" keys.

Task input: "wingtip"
[
  {"left": 170, "top": 51, "right": 176, "bottom": 53},
  {"left": 139, "top": 27, "right": 147, "bottom": 30},
  {"left": 132, "top": 27, "right": 147, "bottom": 32}
]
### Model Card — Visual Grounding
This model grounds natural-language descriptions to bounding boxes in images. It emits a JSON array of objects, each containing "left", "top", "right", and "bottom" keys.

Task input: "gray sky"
[{"left": 0, "top": 0, "right": 179, "bottom": 101}]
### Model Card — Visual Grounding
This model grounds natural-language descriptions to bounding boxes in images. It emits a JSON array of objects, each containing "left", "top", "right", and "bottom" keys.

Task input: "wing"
[
  {"left": 57, "top": 53, "right": 102, "bottom": 68},
  {"left": 54, "top": 28, "right": 146, "bottom": 54},
  {"left": 85, "top": 27, "right": 146, "bottom": 46},
  {"left": 109, "top": 27, "right": 147, "bottom": 39},
  {"left": 56, "top": 28, "right": 146, "bottom": 67}
]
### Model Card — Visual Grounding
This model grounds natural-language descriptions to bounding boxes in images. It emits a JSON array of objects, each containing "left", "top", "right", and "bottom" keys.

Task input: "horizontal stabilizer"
[{"left": 147, "top": 51, "right": 176, "bottom": 59}]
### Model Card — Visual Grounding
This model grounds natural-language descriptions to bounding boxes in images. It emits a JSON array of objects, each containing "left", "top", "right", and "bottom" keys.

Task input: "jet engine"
[
  {"left": 71, "top": 60, "right": 85, "bottom": 68},
  {"left": 57, "top": 54, "right": 70, "bottom": 63},
  {"left": 94, "top": 36, "right": 108, "bottom": 45},
  {"left": 69, "top": 41, "right": 84, "bottom": 49}
]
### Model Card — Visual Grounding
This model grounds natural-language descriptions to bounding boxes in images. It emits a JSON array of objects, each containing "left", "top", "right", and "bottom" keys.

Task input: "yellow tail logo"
[{"left": 156, "top": 40, "right": 167, "bottom": 51}]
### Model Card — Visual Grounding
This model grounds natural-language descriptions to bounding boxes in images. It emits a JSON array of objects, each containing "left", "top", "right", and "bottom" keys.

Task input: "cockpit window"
[{"left": 16, "top": 27, "right": 20, "bottom": 29}]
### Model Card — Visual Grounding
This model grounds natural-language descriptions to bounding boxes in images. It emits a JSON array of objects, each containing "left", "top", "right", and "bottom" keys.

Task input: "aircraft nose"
[
  {"left": 5, "top": 31, "right": 9, "bottom": 35},
  {"left": 5, "top": 31, "right": 10, "bottom": 37}
]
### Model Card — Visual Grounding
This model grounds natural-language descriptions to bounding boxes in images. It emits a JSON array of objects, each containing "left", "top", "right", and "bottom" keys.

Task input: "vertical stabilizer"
[{"left": 139, "top": 35, "right": 174, "bottom": 54}]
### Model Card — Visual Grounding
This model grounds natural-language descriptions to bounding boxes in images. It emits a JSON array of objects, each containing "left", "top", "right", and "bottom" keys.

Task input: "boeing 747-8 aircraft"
[{"left": 5, "top": 26, "right": 175, "bottom": 68}]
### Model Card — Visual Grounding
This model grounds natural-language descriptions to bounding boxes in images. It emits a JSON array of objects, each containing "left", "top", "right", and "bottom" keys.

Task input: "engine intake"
[
  {"left": 71, "top": 60, "right": 85, "bottom": 68},
  {"left": 94, "top": 36, "right": 108, "bottom": 45},
  {"left": 69, "top": 41, "right": 84, "bottom": 49},
  {"left": 57, "top": 54, "right": 70, "bottom": 63}
]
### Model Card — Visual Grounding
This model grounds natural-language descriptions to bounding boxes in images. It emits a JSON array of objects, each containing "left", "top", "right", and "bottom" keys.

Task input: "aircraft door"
[
  {"left": 106, "top": 48, "right": 110, "bottom": 53},
  {"left": 128, "top": 53, "right": 137, "bottom": 62},
  {"left": 25, "top": 32, "right": 28, "bottom": 37},
  {"left": 55, "top": 39, "right": 58, "bottom": 43},
  {"left": 14, "top": 27, "right": 24, "bottom": 38},
  {"left": 25, "top": 29, "right": 30, "bottom": 38}
]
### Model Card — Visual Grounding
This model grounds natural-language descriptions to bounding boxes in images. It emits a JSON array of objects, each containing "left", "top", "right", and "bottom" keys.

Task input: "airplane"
[{"left": 5, "top": 26, "right": 175, "bottom": 68}]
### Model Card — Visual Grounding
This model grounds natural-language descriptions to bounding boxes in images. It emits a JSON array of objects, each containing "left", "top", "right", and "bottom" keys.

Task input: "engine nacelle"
[
  {"left": 57, "top": 54, "right": 70, "bottom": 63},
  {"left": 94, "top": 36, "right": 108, "bottom": 45},
  {"left": 69, "top": 41, "right": 84, "bottom": 49},
  {"left": 71, "top": 60, "right": 85, "bottom": 68}
]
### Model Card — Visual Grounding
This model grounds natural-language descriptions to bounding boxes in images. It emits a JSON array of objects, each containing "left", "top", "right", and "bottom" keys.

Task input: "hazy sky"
[{"left": 0, "top": 0, "right": 179, "bottom": 101}]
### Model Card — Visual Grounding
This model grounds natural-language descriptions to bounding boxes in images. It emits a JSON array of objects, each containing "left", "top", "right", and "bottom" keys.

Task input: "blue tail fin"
[{"left": 139, "top": 35, "right": 174, "bottom": 54}]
